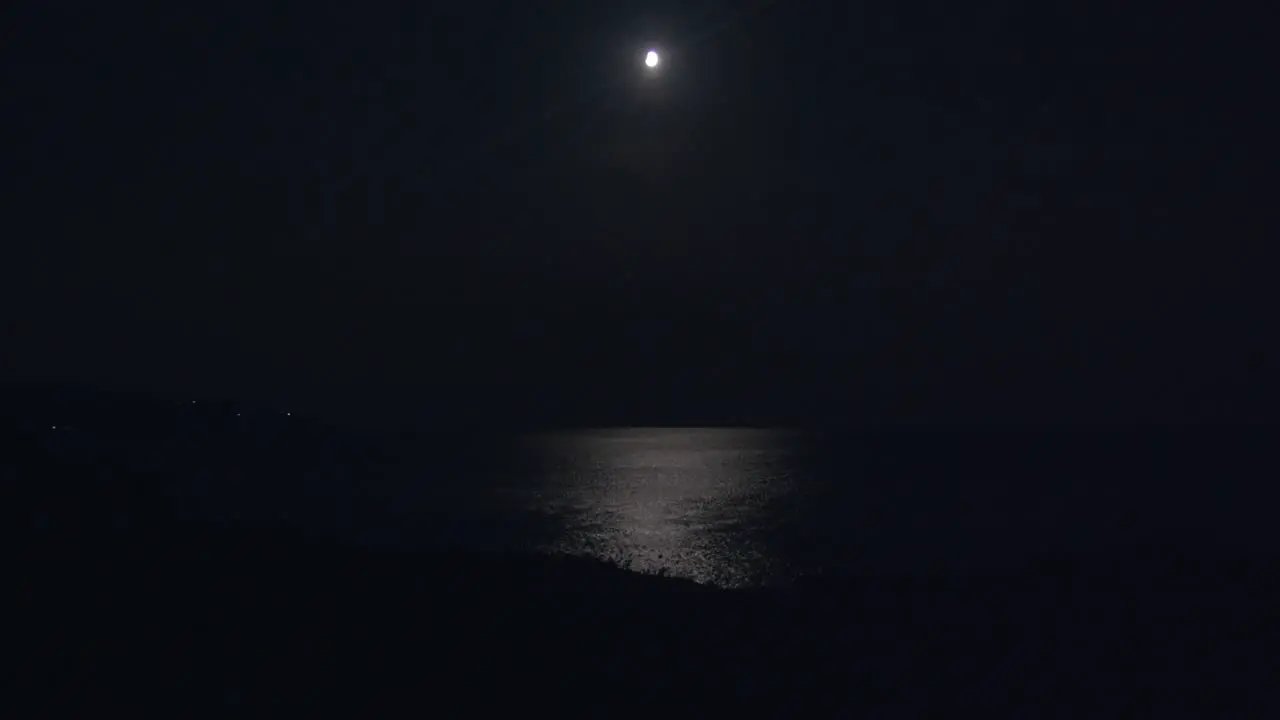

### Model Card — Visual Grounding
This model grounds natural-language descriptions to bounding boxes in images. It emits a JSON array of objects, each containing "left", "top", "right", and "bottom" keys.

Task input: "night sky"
[{"left": 5, "top": 1, "right": 1272, "bottom": 426}]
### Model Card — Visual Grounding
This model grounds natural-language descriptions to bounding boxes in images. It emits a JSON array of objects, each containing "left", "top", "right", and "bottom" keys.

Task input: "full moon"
[{"left": 645, "top": 50, "right": 660, "bottom": 68}]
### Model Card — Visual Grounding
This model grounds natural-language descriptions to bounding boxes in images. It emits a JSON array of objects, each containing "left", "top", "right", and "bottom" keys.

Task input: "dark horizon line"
[{"left": 4, "top": 379, "right": 1270, "bottom": 435}]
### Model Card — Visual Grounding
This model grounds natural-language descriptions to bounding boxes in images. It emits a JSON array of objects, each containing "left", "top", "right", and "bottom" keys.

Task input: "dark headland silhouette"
[{"left": 10, "top": 384, "right": 1279, "bottom": 716}]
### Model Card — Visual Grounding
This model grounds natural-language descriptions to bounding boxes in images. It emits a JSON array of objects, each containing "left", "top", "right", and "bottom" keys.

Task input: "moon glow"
[{"left": 645, "top": 50, "right": 660, "bottom": 68}]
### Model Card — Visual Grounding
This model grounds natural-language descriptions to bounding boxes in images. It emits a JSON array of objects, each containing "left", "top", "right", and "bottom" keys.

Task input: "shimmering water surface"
[
  {"left": 503, "top": 428, "right": 810, "bottom": 586},
  {"left": 182, "top": 427, "right": 1272, "bottom": 588}
]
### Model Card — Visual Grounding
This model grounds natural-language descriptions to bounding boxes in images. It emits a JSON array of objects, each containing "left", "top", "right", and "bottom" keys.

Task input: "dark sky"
[{"left": 4, "top": 1, "right": 1273, "bottom": 426}]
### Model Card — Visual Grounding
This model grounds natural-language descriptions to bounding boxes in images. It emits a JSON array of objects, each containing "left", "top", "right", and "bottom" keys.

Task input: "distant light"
[
  {"left": 286, "top": 412, "right": 291, "bottom": 416},
  {"left": 645, "top": 50, "right": 660, "bottom": 68},
  {"left": 235, "top": 413, "right": 241, "bottom": 417},
  {"left": 52, "top": 425, "right": 57, "bottom": 430}
]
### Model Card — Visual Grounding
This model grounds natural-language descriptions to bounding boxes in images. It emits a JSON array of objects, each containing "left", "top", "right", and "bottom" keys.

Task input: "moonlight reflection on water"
[
  {"left": 515, "top": 428, "right": 807, "bottom": 586},
  {"left": 169, "top": 423, "right": 1275, "bottom": 589}
]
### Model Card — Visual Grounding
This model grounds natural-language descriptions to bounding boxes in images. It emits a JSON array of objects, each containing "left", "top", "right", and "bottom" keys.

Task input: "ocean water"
[{"left": 173, "top": 426, "right": 1272, "bottom": 588}]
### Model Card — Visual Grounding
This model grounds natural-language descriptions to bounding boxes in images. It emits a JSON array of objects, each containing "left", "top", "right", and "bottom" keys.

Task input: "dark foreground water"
[
  {"left": 168, "top": 427, "right": 1274, "bottom": 587},
  {"left": 17, "top": 421, "right": 1279, "bottom": 715}
]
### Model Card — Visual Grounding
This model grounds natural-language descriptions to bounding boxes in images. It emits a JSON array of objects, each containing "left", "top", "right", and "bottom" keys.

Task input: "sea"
[{"left": 168, "top": 426, "right": 1275, "bottom": 588}]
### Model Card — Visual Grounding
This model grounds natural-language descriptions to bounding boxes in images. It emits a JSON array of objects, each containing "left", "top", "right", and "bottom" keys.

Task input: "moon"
[{"left": 644, "top": 50, "right": 660, "bottom": 68}]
